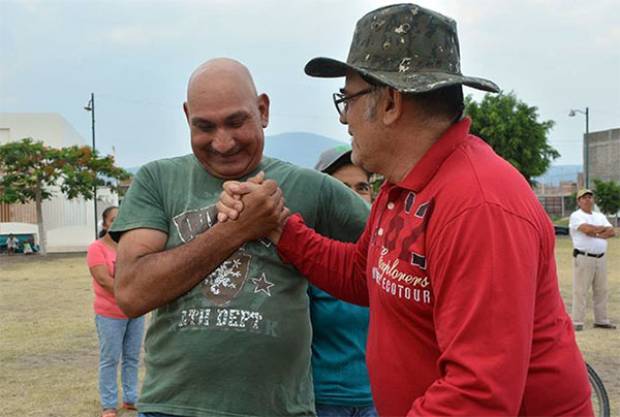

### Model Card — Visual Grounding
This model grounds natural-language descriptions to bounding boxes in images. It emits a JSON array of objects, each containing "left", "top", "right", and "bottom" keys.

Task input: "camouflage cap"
[{"left": 305, "top": 3, "right": 499, "bottom": 94}]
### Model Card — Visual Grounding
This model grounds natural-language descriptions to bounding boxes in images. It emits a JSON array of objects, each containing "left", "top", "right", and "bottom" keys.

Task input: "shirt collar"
[{"left": 393, "top": 117, "right": 472, "bottom": 192}]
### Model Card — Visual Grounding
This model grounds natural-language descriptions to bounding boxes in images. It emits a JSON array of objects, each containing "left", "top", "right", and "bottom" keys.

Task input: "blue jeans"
[
  {"left": 95, "top": 314, "right": 145, "bottom": 409},
  {"left": 316, "top": 404, "right": 378, "bottom": 417}
]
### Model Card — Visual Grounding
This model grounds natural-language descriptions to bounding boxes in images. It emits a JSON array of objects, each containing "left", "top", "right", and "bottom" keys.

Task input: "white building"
[{"left": 0, "top": 113, "right": 117, "bottom": 253}]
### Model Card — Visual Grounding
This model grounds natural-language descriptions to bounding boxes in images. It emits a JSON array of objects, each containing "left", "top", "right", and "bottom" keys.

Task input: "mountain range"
[
  {"left": 126, "top": 132, "right": 345, "bottom": 174},
  {"left": 263, "top": 132, "right": 345, "bottom": 168},
  {"left": 533, "top": 164, "right": 581, "bottom": 186},
  {"left": 126, "top": 132, "right": 580, "bottom": 185}
]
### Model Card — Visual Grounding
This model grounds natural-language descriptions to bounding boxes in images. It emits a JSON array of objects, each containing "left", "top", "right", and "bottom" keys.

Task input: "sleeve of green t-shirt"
[
  {"left": 109, "top": 162, "right": 170, "bottom": 242},
  {"left": 314, "top": 174, "right": 370, "bottom": 243}
]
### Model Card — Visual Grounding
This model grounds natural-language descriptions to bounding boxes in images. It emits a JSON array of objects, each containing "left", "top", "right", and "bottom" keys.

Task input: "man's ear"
[
  {"left": 257, "top": 93, "right": 270, "bottom": 128},
  {"left": 183, "top": 102, "right": 190, "bottom": 125},
  {"left": 382, "top": 88, "right": 403, "bottom": 126}
]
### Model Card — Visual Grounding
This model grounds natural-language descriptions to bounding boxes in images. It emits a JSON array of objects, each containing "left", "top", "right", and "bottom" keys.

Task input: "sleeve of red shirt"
[
  {"left": 86, "top": 241, "right": 106, "bottom": 268},
  {"left": 408, "top": 203, "right": 540, "bottom": 416},
  {"left": 278, "top": 213, "right": 371, "bottom": 306}
]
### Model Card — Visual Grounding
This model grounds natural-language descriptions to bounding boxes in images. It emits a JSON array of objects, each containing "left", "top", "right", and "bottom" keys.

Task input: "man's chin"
[
  {"left": 350, "top": 150, "right": 365, "bottom": 169},
  {"left": 200, "top": 160, "right": 258, "bottom": 180}
]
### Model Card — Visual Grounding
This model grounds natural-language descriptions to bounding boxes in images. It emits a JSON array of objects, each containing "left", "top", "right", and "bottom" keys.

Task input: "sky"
[{"left": 1, "top": 0, "right": 619, "bottom": 168}]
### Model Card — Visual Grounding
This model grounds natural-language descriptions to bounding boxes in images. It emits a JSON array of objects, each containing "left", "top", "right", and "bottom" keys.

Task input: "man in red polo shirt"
[{"left": 218, "top": 4, "right": 593, "bottom": 416}]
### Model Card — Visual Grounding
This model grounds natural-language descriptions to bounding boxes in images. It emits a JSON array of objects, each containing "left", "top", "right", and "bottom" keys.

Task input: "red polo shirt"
[{"left": 278, "top": 118, "right": 592, "bottom": 417}]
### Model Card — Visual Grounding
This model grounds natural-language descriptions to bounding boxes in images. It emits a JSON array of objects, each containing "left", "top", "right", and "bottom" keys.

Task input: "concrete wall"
[
  {"left": 0, "top": 113, "right": 118, "bottom": 252},
  {"left": 0, "top": 113, "right": 85, "bottom": 147},
  {"left": 587, "top": 128, "right": 620, "bottom": 184}
]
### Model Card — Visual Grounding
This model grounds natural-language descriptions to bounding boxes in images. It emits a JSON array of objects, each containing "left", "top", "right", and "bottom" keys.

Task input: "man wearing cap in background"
[
  {"left": 315, "top": 145, "right": 373, "bottom": 202},
  {"left": 218, "top": 3, "right": 593, "bottom": 416},
  {"left": 311, "top": 146, "right": 376, "bottom": 417},
  {"left": 569, "top": 188, "right": 616, "bottom": 331}
]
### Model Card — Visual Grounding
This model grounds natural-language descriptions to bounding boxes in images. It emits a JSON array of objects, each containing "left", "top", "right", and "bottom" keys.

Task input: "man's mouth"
[{"left": 208, "top": 147, "right": 242, "bottom": 159}]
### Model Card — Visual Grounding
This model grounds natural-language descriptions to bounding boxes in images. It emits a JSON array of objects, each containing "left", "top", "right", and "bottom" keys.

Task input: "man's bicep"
[
  {"left": 117, "top": 228, "right": 168, "bottom": 263},
  {"left": 569, "top": 213, "right": 584, "bottom": 231},
  {"left": 114, "top": 228, "right": 169, "bottom": 316}
]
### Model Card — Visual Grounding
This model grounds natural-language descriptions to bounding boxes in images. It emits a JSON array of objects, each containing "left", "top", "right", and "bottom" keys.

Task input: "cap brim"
[
  {"left": 305, "top": 57, "right": 350, "bottom": 78},
  {"left": 305, "top": 57, "right": 500, "bottom": 93},
  {"left": 315, "top": 149, "right": 352, "bottom": 172},
  {"left": 577, "top": 190, "right": 594, "bottom": 199}
]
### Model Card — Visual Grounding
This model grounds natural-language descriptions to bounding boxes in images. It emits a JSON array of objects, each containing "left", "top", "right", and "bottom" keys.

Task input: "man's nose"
[
  {"left": 211, "top": 130, "right": 236, "bottom": 154},
  {"left": 339, "top": 110, "right": 348, "bottom": 125}
]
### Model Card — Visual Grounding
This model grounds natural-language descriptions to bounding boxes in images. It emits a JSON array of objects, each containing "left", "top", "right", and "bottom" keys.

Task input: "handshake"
[{"left": 216, "top": 171, "right": 290, "bottom": 244}]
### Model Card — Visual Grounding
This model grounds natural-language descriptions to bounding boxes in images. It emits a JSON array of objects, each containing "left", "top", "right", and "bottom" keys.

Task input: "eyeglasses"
[{"left": 332, "top": 87, "right": 375, "bottom": 116}]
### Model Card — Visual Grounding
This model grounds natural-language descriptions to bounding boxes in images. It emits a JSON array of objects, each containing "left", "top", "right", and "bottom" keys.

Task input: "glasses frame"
[{"left": 332, "top": 87, "right": 376, "bottom": 116}]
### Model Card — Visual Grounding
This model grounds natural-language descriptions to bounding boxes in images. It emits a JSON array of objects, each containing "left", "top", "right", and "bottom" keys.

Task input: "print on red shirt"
[{"left": 370, "top": 194, "right": 434, "bottom": 305}]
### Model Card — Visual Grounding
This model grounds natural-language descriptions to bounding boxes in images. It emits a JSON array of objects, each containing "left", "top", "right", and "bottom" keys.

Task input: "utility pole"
[
  {"left": 584, "top": 107, "right": 589, "bottom": 188},
  {"left": 84, "top": 93, "right": 98, "bottom": 239},
  {"left": 569, "top": 107, "right": 590, "bottom": 188}
]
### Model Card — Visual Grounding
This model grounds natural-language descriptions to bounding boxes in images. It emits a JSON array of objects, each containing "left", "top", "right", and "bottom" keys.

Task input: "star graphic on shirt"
[{"left": 251, "top": 273, "right": 275, "bottom": 296}]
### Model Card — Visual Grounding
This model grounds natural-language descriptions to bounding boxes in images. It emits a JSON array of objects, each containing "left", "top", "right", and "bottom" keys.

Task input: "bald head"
[
  {"left": 183, "top": 58, "right": 270, "bottom": 179},
  {"left": 187, "top": 58, "right": 257, "bottom": 103}
]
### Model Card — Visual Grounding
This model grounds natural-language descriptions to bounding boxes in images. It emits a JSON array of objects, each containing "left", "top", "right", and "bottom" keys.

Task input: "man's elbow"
[
  {"left": 116, "top": 298, "right": 145, "bottom": 318},
  {"left": 114, "top": 272, "right": 147, "bottom": 318}
]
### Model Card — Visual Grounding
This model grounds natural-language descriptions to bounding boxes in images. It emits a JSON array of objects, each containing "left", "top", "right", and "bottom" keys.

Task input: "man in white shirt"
[
  {"left": 569, "top": 188, "right": 616, "bottom": 331},
  {"left": 6, "top": 233, "right": 18, "bottom": 255}
]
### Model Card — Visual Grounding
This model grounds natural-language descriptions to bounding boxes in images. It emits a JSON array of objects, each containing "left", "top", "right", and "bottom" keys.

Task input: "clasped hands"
[{"left": 216, "top": 171, "right": 290, "bottom": 243}]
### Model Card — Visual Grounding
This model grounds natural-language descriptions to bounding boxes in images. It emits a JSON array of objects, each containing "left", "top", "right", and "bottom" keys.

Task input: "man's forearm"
[
  {"left": 96, "top": 275, "right": 115, "bottom": 294},
  {"left": 599, "top": 227, "right": 616, "bottom": 239},
  {"left": 278, "top": 214, "right": 370, "bottom": 306},
  {"left": 116, "top": 222, "right": 247, "bottom": 317},
  {"left": 579, "top": 224, "right": 610, "bottom": 236}
]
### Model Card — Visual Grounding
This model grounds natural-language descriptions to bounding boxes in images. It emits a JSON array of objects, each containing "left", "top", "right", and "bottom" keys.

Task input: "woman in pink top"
[{"left": 87, "top": 206, "right": 144, "bottom": 417}]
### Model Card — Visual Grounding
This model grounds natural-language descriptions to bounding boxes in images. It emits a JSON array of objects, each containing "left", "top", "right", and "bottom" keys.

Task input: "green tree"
[
  {"left": 0, "top": 138, "right": 130, "bottom": 254},
  {"left": 565, "top": 192, "right": 577, "bottom": 213},
  {"left": 593, "top": 178, "right": 620, "bottom": 226},
  {"left": 465, "top": 92, "right": 559, "bottom": 184}
]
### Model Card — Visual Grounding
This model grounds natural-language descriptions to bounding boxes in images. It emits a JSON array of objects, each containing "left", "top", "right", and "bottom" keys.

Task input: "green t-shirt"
[{"left": 110, "top": 154, "right": 369, "bottom": 417}]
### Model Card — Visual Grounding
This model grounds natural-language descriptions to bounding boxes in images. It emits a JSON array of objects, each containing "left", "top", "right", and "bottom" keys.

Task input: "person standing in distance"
[
  {"left": 311, "top": 145, "right": 376, "bottom": 417},
  {"left": 87, "top": 206, "right": 144, "bottom": 417},
  {"left": 569, "top": 188, "right": 616, "bottom": 331}
]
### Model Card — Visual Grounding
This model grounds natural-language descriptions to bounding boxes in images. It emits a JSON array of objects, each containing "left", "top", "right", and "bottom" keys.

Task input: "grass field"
[
  {"left": 1, "top": 236, "right": 618, "bottom": 416},
  {"left": 0, "top": 254, "right": 142, "bottom": 417}
]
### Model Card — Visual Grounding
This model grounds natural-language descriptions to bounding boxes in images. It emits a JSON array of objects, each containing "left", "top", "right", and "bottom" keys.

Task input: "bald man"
[{"left": 109, "top": 59, "right": 369, "bottom": 417}]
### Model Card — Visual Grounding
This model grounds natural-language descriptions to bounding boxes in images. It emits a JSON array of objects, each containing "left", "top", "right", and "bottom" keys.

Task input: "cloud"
[
  {"left": 100, "top": 24, "right": 175, "bottom": 47},
  {"left": 1, "top": 0, "right": 617, "bottom": 167},
  {"left": 15, "top": 0, "right": 41, "bottom": 14},
  {"left": 594, "top": 26, "right": 620, "bottom": 49}
]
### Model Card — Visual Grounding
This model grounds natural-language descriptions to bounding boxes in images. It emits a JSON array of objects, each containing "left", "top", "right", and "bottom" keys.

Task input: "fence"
[{"left": 537, "top": 195, "right": 576, "bottom": 219}]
